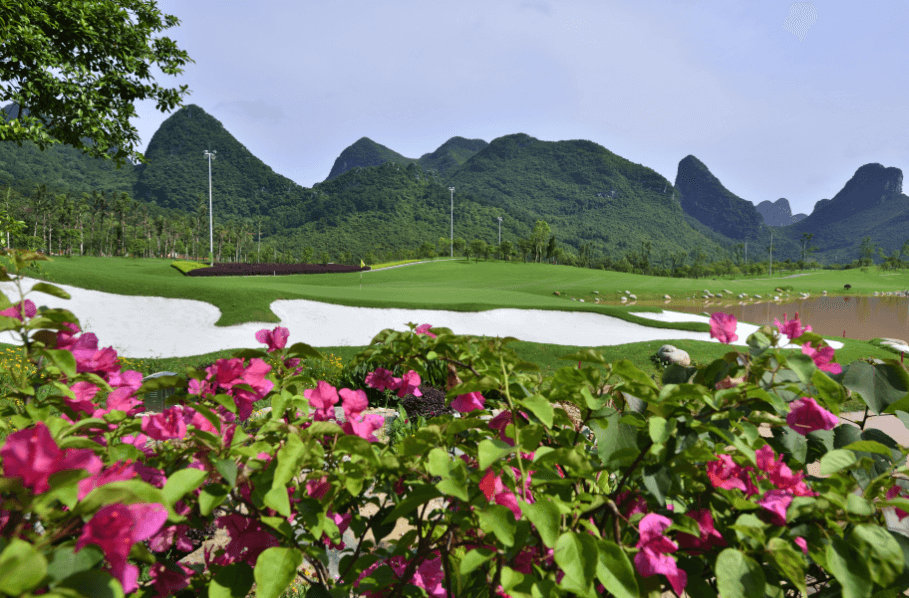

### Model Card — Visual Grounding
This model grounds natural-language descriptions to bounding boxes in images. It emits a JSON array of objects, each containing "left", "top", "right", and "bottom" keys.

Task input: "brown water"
[{"left": 605, "top": 295, "right": 909, "bottom": 342}]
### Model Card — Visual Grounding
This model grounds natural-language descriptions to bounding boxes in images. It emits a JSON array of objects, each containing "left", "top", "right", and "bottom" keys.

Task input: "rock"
[
  {"left": 553, "top": 291, "right": 560, "bottom": 296},
  {"left": 715, "top": 293, "right": 723, "bottom": 298},
  {"left": 571, "top": 297, "right": 577, "bottom": 301},
  {"left": 620, "top": 296, "right": 627, "bottom": 302},
  {"left": 702, "top": 294, "right": 710, "bottom": 299},
  {"left": 664, "top": 294, "right": 671, "bottom": 299},
  {"left": 593, "top": 291, "right": 599, "bottom": 294},
  {"left": 723, "top": 289, "right": 732, "bottom": 294},
  {"left": 754, "top": 294, "right": 762, "bottom": 298},
  {"left": 822, "top": 290, "right": 827, "bottom": 295},
  {"left": 401, "top": 384, "right": 456, "bottom": 420},
  {"left": 774, "top": 296, "right": 780, "bottom": 301},
  {"left": 657, "top": 345, "right": 691, "bottom": 366},
  {"left": 625, "top": 290, "right": 631, "bottom": 295},
  {"left": 629, "top": 294, "right": 637, "bottom": 300},
  {"left": 874, "top": 291, "right": 880, "bottom": 296},
  {"left": 703, "top": 289, "right": 710, "bottom": 294},
  {"left": 579, "top": 299, "right": 585, "bottom": 302},
  {"left": 775, "top": 288, "right": 783, "bottom": 292}
]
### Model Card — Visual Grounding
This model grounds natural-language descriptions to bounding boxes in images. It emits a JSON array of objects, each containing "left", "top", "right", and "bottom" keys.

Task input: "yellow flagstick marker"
[{"left": 360, "top": 259, "right": 365, "bottom": 290}]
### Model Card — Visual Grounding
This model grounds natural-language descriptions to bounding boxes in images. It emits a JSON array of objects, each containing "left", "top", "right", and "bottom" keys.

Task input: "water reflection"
[{"left": 604, "top": 295, "right": 909, "bottom": 341}]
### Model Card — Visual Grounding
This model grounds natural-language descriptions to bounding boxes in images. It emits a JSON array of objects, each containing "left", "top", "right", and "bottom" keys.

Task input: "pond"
[{"left": 606, "top": 295, "right": 909, "bottom": 342}]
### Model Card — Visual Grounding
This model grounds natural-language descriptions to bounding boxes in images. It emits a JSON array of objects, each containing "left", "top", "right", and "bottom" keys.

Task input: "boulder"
[
  {"left": 620, "top": 296, "right": 627, "bottom": 302},
  {"left": 663, "top": 294, "right": 671, "bottom": 299},
  {"left": 723, "top": 289, "right": 732, "bottom": 294},
  {"left": 625, "top": 290, "right": 631, "bottom": 295},
  {"left": 579, "top": 299, "right": 585, "bottom": 302},
  {"left": 657, "top": 345, "right": 690, "bottom": 366},
  {"left": 629, "top": 294, "right": 637, "bottom": 300},
  {"left": 593, "top": 291, "right": 599, "bottom": 294}
]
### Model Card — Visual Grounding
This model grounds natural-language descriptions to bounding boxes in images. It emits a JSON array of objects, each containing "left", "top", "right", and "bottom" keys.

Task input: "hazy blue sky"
[{"left": 131, "top": 0, "right": 909, "bottom": 217}]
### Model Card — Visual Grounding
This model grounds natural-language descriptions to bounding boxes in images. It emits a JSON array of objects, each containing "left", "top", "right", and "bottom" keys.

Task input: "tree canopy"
[{"left": 0, "top": 0, "right": 193, "bottom": 167}]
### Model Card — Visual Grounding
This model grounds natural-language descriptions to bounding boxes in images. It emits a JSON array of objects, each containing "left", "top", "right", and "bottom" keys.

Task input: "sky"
[{"left": 129, "top": 0, "right": 909, "bottom": 218}]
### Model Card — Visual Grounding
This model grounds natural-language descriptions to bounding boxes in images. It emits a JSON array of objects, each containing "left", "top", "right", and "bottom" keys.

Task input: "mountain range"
[{"left": 2, "top": 101, "right": 906, "bottom": 265}]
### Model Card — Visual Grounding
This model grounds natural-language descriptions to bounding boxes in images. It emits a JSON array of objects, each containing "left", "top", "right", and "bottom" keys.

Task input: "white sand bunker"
[{"left": 0, "top": 278, "right": 842, "bottom": 358}]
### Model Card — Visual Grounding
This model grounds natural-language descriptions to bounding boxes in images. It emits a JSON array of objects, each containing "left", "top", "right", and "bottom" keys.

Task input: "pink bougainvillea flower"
[
  {"left": 75, "top": 502, "right": 169, "bottom": 594},
  {"left": 676, "top": 509, "right": 727, "bottom": 554},
  {"left": 255, "top": 326, "right": 290, "bottom": 353},
  {"left": 706, "top": 454, "right": 751, "bottom": 493},
  {"left": 67, "top": 381, "right": 101, "bottom": 415},
  {"left": 787, "top": 397, "right": 838, "bottom": 436},
  {"left": 758, "top": 489, "right": 793, "bottom": 526},
  {"left": 451, "top": 391, "right": 485, "bottom": 413},
  {"left": 231, "top": 358, "right": 274, "bottom": 420},
  {"left": 794, "top": 537, "right": 809, "bottom": 555},
  {"left": 479, "top": 470, "right": 522, "bottom": 520},
  {"left": 1, "top": 422, "right": 103, "bottom": 494},
  {"left": 213, "top": 513, "right": 280, "bottom": 567},
  {"left": 616, "top": 490, "right": 648, "bottom": 518},
  {"left": 148, "top": 561, "right": 196, "bottom": 598},
  {"left": 0, "top": 299, "right": 36, "bottom": 321},
  {"left": 356, "top": 553, "right": 449, "bottom": 598},
  {"left": 709, "top": 312, "right": 739, "bottom": 344},
  {"left": 801, "top": 343, "right": 842, "bottom": 374},
  {"left": 342, "top": 413, "right": 386, "bottom": 442},
  {"left": 634, "top": 514, "right": 687, "bottom": 595},
  {"left": 77, "top": 460, "right": 138, "bottom": 501},
  {"left": 414, "top": 323, "right": 438, "bottom": 339},
  {"left": 774, "top": 312, "right": 812, "bottom": 341},
  {"left": 323, "top": 511, "right": 353, "bottom": 550},
  {"left": 755, "top": 444, "right": 815, "bottom": 496},
  {"left": 305, "top": 381, "right": 340, "bottom": 421},
  {"left": 141, "top": 407, "right": 188, "bottom": 441},
  {"left": 887, "top": 486, "right": 909, "bottom": 520},
  {"left": 340, "top": 388, "right": 369, "bottom": 421},
  {"left": 395, "top": 370, "right": 422, "bottom": 398},
  {"left": 365, "top": 367, "right": 398, "bottom": 391},
  {"left": 147, "top": 524, "right": 195, "bottom": 553},
  {"left": 306, "top": 476, "right": 331, "bottom": 500},
  {"left": 106, "top": 369, "right": 143, "bottom": 392}
]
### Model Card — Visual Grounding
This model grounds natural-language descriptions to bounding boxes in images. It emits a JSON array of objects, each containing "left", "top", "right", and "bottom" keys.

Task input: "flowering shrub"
[{"left": 0, "top": 247, "right": 908, "bottom": 598}]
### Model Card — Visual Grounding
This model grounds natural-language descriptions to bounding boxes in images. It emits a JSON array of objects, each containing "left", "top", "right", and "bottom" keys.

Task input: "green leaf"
[
  {"left": 253, "top": 547, "right": 304, "bottom": 598},
  {"left": 588, "top": 410, "right": 637, "bottom": 468},
  {"left": 766, "top": 538, "right": 807, "bottom": 596},
  {"left": 45, "top": 544, "right": 104, "bottom": 586},
  {"left": 715, "top": 548, "right": 766, "bottom": 598},
  {"left": 272, "top": 433, "right": 305, "bottom": 488},
  {"left": 784, "top": 353, "right": 817, "bottom": 385},
  {"left": 209, "top": 561, "right": 254, "bottom": 598},
  {"left": 478, "top": 438, "right": 515, "bottom": 471},
  {"left": 520, "top": 499, "right": 561, "bottom": 548},
  {"left": 596, "top": 539, "right": 639, "bottom": 598},
  {"left": 642, "top": 464, "right": 671, "bottom": 506},
  {"left": 553, "top": 532, "right": 598, "bottom": 590},
  {"left": 0, "top": 538, "right": 48, "bottom": 595},
  {"left": 648, "top": 416, "right": 674, "bottom": 444},
  {"left": 335, "top": 434, "right": 379, "bottom": 465},
  {"left": 162, "top": 467, "right": 209, "bottom": 507},
  {"left": 76, "top": 480, "right": 168, "bottom": 518},
  {"left": 31, "top": 281, "right": 70, "bottom": 299},
  {"left": 477, "top": 504, "right": 516, "bottom": 546},
  {"left": 850, "top": 524, "right": 904, "bottom": 588},
  {"left": 612, "top": 359, "right": 658, "bottom": 390},
  {"left": 54, "top": 569, "right": 124, "bottom": 598},
  {"left": 435, "top": 478, "right": 469, "bottom": 502},
  {"left": 843, "top": 440, "right": 894, "bottom": 456},
  {"left": 215, "top": 459, "right": 238, "bottom": 488},
  {"left": 845, "top": 361, "right": 909, "bottom": 415},
  {"left": 380, "top": 485, "right": 442, "bottom": 525},
  {"left": 846, "top": 494, "right": 874, "bottom": 516},
  {"left": 199, "top": 483, "right": 230, "bottom": 517},
  {"left": 520, "top": 394, "right": 553, "bottom": 428},
  {"left": 820, "top": 449, "right": 858, "bottom": 475},
  {"left": 826, "top": 536, "right": 873, "bottom": 598},
  {"left": 459, "top": 547, "right": 496, "bottom": 575},
  {"left": 264, "top": 485, "right": 291, "bottom": 517},
  {"left": 427, "top": 448, "right": 451, "bottom": 477}
]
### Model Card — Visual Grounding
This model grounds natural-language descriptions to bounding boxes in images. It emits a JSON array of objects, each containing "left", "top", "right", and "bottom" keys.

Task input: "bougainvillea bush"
[{"left": 1, "top": 247, "right": 909, "bottom": 598}]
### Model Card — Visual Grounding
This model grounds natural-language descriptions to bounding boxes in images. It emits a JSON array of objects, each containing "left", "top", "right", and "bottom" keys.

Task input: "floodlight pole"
[
  {"left": 497, "top": 217, "right": 502, "bottom": 244},
  {"left": 204, "top": 150, "right": 216, "bottom": 264},
  {"left": 769, "top": 230, "right": 773, "bottom": 279},
  {"left": 449, "top": 187, "right": 455, "bottom": 257}
]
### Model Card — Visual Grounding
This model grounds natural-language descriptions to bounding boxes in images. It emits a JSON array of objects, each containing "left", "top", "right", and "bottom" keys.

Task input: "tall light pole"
[
  {"left": 496, "top": 216, "right": 503, "bottom": 244},
  {"left": 769, "top": 230, "right": 773, "bottom": 279},
  {"left": 204, "top": 150, "right": 216, "bottom": 264},
  {"left": 449, "top": 187, "right": 455, "bottom": 258}
]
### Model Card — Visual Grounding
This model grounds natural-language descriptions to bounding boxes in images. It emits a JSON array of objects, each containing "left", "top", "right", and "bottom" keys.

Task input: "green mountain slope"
[
  {"left": 325, "top": 137, "right": 417, "bottom": 181},
  {"left": 417, "top": 136, "right": 488, "bottom": 176},
  {"left": 779, "top": 163, "right": 909, "bottom": 263},
  {"left": 133, "top": 104, "right": 308, "bottom": 218},
  {"left": 441, "top": 133, "right": 732, "bottom": 260}
]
